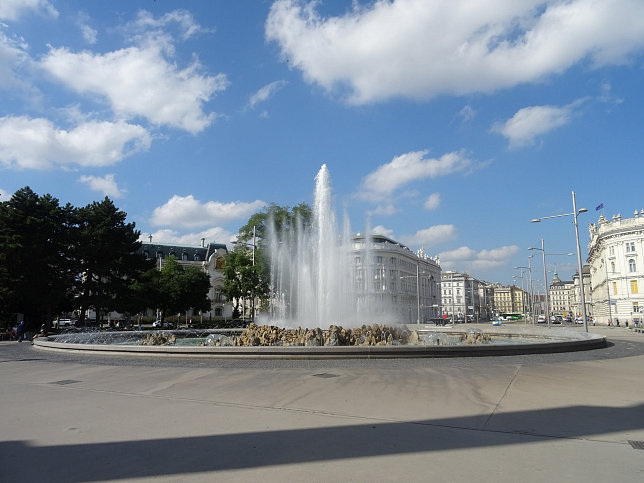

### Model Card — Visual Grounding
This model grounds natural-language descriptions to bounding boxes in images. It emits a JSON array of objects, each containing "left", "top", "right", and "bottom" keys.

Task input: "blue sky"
[{"left": 2, "top": 0, "right": 644, "bottom": 286}]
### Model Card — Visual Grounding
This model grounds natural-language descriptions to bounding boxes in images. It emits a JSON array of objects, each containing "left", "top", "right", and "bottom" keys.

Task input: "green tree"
[
  {"left": 154, "top": 257, "right": 211, "bottom": 321},
  {"left": 226, "top": 203, "right": 310, "bottom": 319},
  {"left": 0, "top": 187, "right": 75, "bottom": 329},
  {"left": 73, "top": 198, "right": 150, "bottom": 324}
]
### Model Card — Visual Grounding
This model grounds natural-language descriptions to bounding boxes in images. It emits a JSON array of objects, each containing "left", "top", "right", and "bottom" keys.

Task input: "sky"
[{"left": 2, "top": 0, "right": 644, "bottom": 286}]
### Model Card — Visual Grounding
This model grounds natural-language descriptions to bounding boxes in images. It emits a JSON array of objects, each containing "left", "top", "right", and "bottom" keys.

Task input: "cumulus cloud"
[
  {"left": 142, "top": 226, "right": 235, "bottom": 246},
  {"left": 0, "top": 116, "right": 151, "bottom": 169},
  {"left": 41, "top": 43, "right": 228, "bottom": 134},
  {"left": 151, "top": 195, "right": 266, "bottom": 229},
  {"left": 0, "top": 189, "right": 12, "bottom": 201},
  {"left": 358, "top": 150, "right": 472, "bottom": 200},
  {"left": 78, "top": 174, "right": 125, "bottom": 198},
  {"left": 266, "top": 0, "right": 644, "bottom": 104},
  {"left": 400, "top": 224, "right": 458, "bottom": 247},
  {"left": 423, "top": 193, "right": 441, "bottom": 211},
  {"left": 370, "top": 224, "right": 395, "bottom": 238},
  {"left": 247, "top": 80, "right": 288, "bottom": 109},
  {"left": 491, "top": 100, "right": 584, "bottom": 148},
  {"left": 439, "top": 245, "right": 520, "bottom": 271},
  {"left": 0, "top": 0, "right": 57, "bottom": 21}
]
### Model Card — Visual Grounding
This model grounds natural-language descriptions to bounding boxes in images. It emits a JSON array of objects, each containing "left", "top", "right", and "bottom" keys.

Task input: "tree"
[
  {"left": 73, "top": 198, "right": 150, "bottom": 324},
  {"left": 225, "top": 203, "right": 310, "bottom": 319},
  {"left": 154, "top": 257, "right": 211, "bottom": 321},
  {"left": 0, "top": 187, "right": 75, "bottom": 329}
]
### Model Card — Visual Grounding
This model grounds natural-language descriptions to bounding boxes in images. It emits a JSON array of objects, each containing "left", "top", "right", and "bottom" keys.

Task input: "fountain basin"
[{"left": 33, "top": 325, "right": 606, "bottom": 359}]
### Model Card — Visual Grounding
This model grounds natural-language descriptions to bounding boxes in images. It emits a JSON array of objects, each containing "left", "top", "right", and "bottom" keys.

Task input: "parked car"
[
  {"left": 53, "top": 319, "right": 75, "bottom": 327},
  {"left": 152, "top": 320, "right": 174, "bottom": 329},
  {"left": 537, "top": 315, "right": 547, "bottom": 323}
]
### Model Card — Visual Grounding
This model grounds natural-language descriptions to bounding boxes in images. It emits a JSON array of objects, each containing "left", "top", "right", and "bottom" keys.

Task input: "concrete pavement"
[{"left": 1, "top": 325, "right": 643, "bottom": 482}]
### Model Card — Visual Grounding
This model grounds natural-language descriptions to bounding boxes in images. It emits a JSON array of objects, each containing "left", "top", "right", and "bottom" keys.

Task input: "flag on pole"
[{"left": 595, "top": 203, "right": 604, "bottom": 211}]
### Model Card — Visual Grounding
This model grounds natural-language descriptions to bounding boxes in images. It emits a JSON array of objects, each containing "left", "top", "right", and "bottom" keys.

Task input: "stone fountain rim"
[{"left": 33, "top": 325, "right": 606, "bottom": 359}]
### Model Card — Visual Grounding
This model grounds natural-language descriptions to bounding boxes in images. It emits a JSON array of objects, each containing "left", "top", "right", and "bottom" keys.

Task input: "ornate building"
[
  {"left": 587, "top": 210, "right": 644, "bottom": 325},
  {"left": 140, "top": 239, "right": 232, "bottom": 319},
  {"left": 352, "top": 234, "right": 441, "bottom": 324}
]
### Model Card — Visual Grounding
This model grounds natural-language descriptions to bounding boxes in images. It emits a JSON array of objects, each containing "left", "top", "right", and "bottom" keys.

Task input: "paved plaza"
[{"left": 1, "top": 325, "right": 643, "bottom": 482}]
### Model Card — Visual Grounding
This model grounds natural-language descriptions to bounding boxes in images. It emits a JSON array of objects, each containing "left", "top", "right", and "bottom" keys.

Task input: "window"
[
  {"left": 634, "top": 302, "right": 640, "bottom": 313},
  {"left": 613, "top": 282, "right": 618, "bottom": 295},
  {"left": 629, "top": 259, "right": 637, "bottom": 272},
  {"left": 609, "top": 246, "right": 615, "bottom": 255},
  {"left": 631, "top": 280, "right": 639, "bottom": 294},
  {"left": 611, "top": 261, "right": 616, "bottom": 273},
  {"left": 626, "top": 241, "right": 636, "bottom": 253}
]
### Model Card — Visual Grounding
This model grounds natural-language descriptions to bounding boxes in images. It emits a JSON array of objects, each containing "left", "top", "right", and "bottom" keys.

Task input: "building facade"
[
  {"left": 441, "top": 271, "right": 486, "bottom": 322},
  {"left": 140, "top": 240, "right": 232, "bottom": 319},
  {"left": 548, "top": 272, "right": 574, "bottom": 316},
  {"left": 352, "top": 235, "right": 441, "bottom": 324},
  {"left": 587, "top": 211, "right": 644, "bottom": 325}
]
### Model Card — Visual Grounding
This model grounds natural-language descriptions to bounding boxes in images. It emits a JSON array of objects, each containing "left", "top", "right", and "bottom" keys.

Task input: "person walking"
[{"left": 16, "top": 320, "right": 26, "bottom": 342}]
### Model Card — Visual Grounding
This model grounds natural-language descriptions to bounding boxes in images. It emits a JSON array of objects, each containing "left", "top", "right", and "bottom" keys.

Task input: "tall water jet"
[{"left": 266, "top": 165, "right": 359, "bottom": 328}]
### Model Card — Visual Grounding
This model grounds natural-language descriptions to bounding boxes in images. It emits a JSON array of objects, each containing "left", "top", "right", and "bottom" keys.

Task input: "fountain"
[{"left": 33, "top": 165, "right": 606, "bottom": 357}]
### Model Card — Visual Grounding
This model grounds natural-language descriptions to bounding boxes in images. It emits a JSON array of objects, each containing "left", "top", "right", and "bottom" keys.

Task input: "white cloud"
[
  {"left": 0, "top": 0, "right": 57, "bottom": 21},
  {"left": 358, "top": 150, "right": 472, "bottom": 200},
  {"left": 266, "top": 0, "right": 644, "bottom": 104},
  {"left": 0, "top": 188, "right": 12, "bottom": 201},
  {"left": 0, "top": 30, "right": 30, "bottom": 91},
  {"left": 248, "top": 80, "right": 288, "bottom": 109},
  {"left": 151, "top": 195, "right": 266, "bottom": 229},
  {"left": 0, "top": 116, "right": 151, "bottom": 169},
  {"left": 78, "top": 174, "right": 125, "bottom": 199},
  {"left": 368, "top": 203, "right": 398, "bottom": 216},
  {"left": 40, "top": 10, "right": 228, "bottom": 134},
  {"left": 370, "top": 225, "right": 394, "bottom": 238},
  {"left": 423, "top": 193, "right": 441, "bottom": 211},
  {"left": 439, "top": 245, "right": 520, "bottom": 271},
  {"left": 400, "top": 224, "right": 458, "bottom": 247},
  {"left": 458, "top": 105, "right": 476, "bottom": 123},
  {"left": 142, "top": 226, "right": 235, "bottom": 247},
  {"left": 491, "top": 103, "right": 579, "bottom": 148}
]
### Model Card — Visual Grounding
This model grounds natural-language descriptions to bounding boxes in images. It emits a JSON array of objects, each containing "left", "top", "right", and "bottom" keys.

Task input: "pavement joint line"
[
  {"left": 39, "top": 383, "right": 634, "bottom": 447},
  {"left": 483, "top": 364, "right": 522, "bottom": 429}
]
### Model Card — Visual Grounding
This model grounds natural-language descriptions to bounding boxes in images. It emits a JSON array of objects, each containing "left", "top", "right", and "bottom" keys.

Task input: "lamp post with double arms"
[{"left": 531, "top": 191, "right": 589, "bottom": 332}]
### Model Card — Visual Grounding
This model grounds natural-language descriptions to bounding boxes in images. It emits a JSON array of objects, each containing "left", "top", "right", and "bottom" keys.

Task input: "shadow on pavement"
[{"left": 1, "top": 403, "right": 642, "bottom": 482}]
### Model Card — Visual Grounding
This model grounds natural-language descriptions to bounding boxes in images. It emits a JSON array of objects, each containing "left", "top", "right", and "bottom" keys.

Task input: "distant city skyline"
[{"left": 2, "top": 1, "right": 644, "bottom": 285}]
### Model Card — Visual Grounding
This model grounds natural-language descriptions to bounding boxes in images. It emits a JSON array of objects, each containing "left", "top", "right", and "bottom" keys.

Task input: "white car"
[
  {"left": 54, "top": 319, "right": 74, "bottom": 327},
  {"left": 537, "top": 315, "right": 546, "bottom": 323}
]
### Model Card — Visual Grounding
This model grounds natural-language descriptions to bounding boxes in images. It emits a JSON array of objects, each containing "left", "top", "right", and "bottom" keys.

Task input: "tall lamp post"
[
  {"left": 232, "top": 226, "right": 257, "bottom": 322},
  {"left": 515, "top": 262, "right": 533, "bottom": 323},
  {"left": 400, "top": 264, "right": 421, "bottom": 324},
  {"left": 531, "top": 191, "right": 589, "bottom": 332},
  {"left": 527, "top": 244, "right": 572, "bottom": 328}
]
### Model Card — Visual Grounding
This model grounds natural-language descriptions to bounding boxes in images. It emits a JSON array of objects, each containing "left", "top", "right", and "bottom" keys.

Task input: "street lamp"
[
  {"left": 531, "top": 190, "right": 589, "bottom": 332},
  {"left": 231, "top": 226, "right": 257, "bottom": 321},
  {"left": 400, "top": 264, "right": 420, "bottom": 324},
  {"left": 515, "top": 260, "right": 534, "bottom": 323}
]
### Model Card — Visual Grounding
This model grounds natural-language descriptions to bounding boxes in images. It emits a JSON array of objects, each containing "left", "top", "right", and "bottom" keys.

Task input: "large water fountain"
[
  {"left": 33, "top": 165, "right": 606, "bottom": 357},
  {"left": 264, "top": 164, "right": 373, "bottom": 328}
]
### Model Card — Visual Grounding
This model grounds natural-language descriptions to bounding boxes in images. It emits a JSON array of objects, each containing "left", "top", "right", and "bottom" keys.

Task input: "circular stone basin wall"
[{"left": 33, "top": 324, "right": 606, "bottom": 359}]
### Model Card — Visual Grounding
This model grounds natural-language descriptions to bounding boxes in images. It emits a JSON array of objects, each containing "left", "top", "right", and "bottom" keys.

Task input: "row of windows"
[
  {"left": 612, "top": 280, "right": 639, "bottom": 295},
  {"left": 143, "top": 251, "right": 202, "bottom": 261}
]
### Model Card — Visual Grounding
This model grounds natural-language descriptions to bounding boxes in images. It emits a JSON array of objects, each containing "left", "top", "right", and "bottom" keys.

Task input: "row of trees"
[{"left": 0, "top": 187, "right": 210, "bottom": 330}]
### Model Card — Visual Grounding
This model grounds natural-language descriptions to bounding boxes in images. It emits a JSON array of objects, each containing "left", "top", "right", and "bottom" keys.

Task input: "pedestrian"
[
  {"left": 16, "top": 320, "right": 26, "bottom": 342},
  {"left": 616, "top": 318, "right": 620, "bottom": 327}
]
